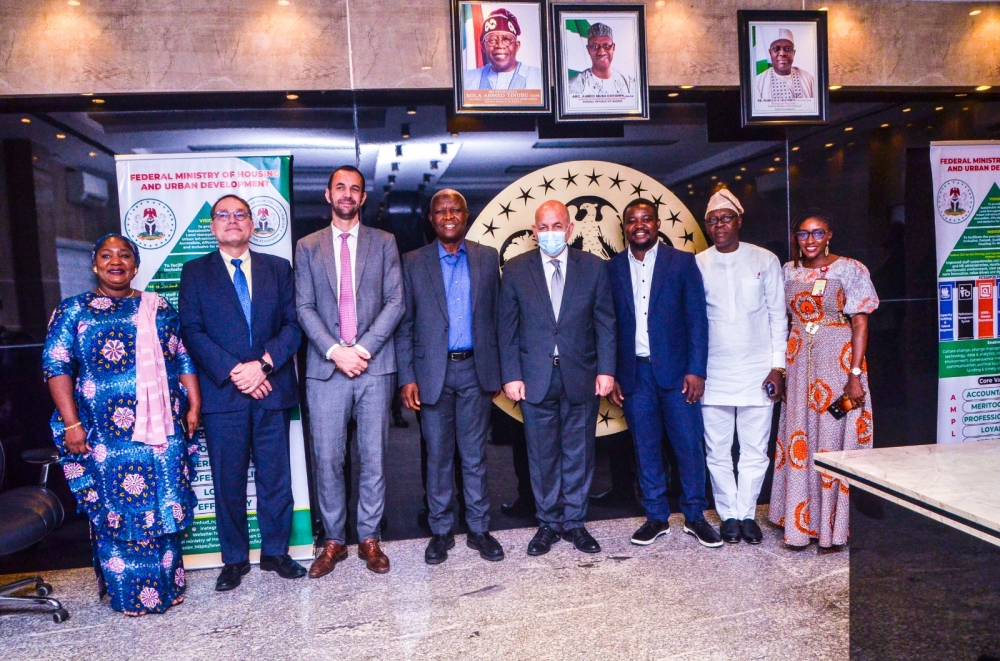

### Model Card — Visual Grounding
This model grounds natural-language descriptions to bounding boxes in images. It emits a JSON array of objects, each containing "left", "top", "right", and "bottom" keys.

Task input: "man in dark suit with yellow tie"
[{"left": 498, "top": 200, "right": 616, "bottom": 555}]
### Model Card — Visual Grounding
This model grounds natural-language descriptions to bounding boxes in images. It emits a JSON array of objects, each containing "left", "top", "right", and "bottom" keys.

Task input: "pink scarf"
[{"left": 133, "top": 292, "right": 174, "bottom": 447}]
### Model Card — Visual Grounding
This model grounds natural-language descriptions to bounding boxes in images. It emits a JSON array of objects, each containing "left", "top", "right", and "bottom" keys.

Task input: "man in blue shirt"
[{"left": 396, "top": 189, "right": 504, "bottom": 564}]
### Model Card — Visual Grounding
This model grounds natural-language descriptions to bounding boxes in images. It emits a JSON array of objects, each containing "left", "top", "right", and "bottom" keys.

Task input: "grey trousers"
[
  {"left": 519, "top": 365, "right": 598, "bottom": 532},
  {"left": 307, "top": 370, "right": 394, "bottom": 543},
  {"left": 420, "top": 357, "right": 492, "bottom": 535}
]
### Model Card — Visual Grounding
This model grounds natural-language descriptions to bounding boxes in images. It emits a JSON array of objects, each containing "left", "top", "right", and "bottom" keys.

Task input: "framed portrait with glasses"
[
  {"left": 552, "top": 3, "right": 649, "bottom": 122},
  {"left": 738, "top": 10, "right": 829, "bottom": 126},
  {"left": 451, "top": 0, "right": 551, "bottom": 114}
]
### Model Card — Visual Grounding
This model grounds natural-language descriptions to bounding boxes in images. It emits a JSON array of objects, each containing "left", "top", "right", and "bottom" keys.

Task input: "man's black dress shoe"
[
  {"left": 683, "top": 518, "right": 724, "bottom": 548},
  {"left": 215, "top": 562, "right": 251, "bottom": 591},
  {"left": 589, "top": 487, "right": 634, "bottom": 508},
  {"left": 467, "top": 531, "right": 505, "bottom": 561},
  {"left": 501, "top": 498, "right": 536, "bottom": 518},
  {"left": 425, "top": 533, "right": 455, "bottom": 565},
  {"left": 741, "top": 519, "right": 763, "bottom": 544},
  {"left": 720, "top": 518, "right": 742, "bottom": 544},
  {"left": 259, "top": 554, "right": 307, "bottom": 579},
  {"left": 562, "top": 527, "right": 601, "bottom": 553},
  {"left": 630, "top": 519, "right": 669, "bottom": 546},
  {"left": 526, "top": 526, "right": 561, "bottom": 556}
]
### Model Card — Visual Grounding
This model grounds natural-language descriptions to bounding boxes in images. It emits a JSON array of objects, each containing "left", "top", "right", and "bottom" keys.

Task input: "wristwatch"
[
  {"left": 850, "top": 367, "right": 862, "bottom": 376},
  {"left": 259, "top": 358, "right": 273, "bottom": 375}
]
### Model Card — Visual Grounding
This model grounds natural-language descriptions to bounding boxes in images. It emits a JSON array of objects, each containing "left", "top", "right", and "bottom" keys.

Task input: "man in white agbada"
[
  {"left": 695, "top": 189, "right": 787, "bottom": 545},
  {"left": 568, "top": 23, "right": 636, "bottom": 97},
  {"left": 754, "top": 28, "right": 815, "bottom": 101}
]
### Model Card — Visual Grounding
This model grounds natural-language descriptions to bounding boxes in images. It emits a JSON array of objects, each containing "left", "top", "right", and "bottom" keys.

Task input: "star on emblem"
[
  {"left": 599, "top": 410, "right": 613, "bottom": 426},
  {"left": 651, "top": 194, "right": 664, "bottom": 210},
  {"left": 498, "top": 201, "right": 514, "bottom": 219},
  {"left": 609, "top": 173, "right": 625, "bottom": 190},
  {"left": 681, "top": 230, "right": 695, "bottom": 245},
  {"left": 666, "top": 210, "right": 682, "bottom": 226},
  {"left": 538, "top": 177, "right": 555, "bottom": 193},
  {"left": 586, "top": 169, "right": 601, "bottom": 186},
  {"left": 482, "top": 220, "right": 499, "bottom": 237},
  {"left": 562, "top": 170, "right": 578, "bottom": 187},
  {"left": 631, "top": 181, "right": 647, "bottom": 197},
  {"left": 517, "top": 187, "right": 534, "bottom": 205}
]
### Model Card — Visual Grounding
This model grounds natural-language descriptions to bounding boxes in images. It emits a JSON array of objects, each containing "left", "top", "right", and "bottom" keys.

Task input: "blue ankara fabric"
[
  {"left": 42, "top": 292, "right": 199, "bottom": 611},
  {"left": 438, "top": 241, "right": 474, "bottom": 352},
  {"left": 93, "top": 531, "right": 186, "bottom": 613}
]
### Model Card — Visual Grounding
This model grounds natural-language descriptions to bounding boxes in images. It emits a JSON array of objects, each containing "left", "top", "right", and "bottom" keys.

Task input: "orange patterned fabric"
[{"left": 768, "top": 257, "right": 879, "bottom": 548}]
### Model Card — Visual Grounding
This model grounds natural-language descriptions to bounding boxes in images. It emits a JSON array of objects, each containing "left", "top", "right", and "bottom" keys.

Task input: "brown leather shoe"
[
  {"left": 357, "top": 538, "right": 390, "bottom": 574},
  {"left": 308, "top": 541, "right": 349, "bottom": 579}
]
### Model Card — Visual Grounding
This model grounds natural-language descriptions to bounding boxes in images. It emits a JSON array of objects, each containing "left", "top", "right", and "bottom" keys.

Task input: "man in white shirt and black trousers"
[{"left": 696, "top": 189, "right": 787, "bottom": 544}]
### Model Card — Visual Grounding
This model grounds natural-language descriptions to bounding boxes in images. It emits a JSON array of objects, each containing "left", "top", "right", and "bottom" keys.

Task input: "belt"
[
  {"left": 552, "top": 355, "right": 560, "bottom": 367},
  {"left": 636, "top": 355, "right": 651, "bottom": 363},
  {"left": 448, "top": 349, "right": 474, "bottom": 361}
]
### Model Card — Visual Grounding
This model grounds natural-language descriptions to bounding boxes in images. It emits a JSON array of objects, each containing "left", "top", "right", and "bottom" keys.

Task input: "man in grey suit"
[
  {"left": 499, "top": 200, "right": 617, "bottom": 556},
  {"left": 396, "top": 189, "right": 505, "bottom": 565},
  {"left": 295, "top": 165, "right": 404, "bottom": 577}
]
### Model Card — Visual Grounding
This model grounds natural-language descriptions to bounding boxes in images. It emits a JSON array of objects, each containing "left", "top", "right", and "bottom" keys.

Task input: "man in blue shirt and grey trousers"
[{"left": 396, "top": 189, "right": 505, "bottom": 564}]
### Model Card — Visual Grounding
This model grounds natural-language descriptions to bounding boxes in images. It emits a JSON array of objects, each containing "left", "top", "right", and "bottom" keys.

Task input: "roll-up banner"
[
  {"left": 932, "top": 141, "right": 1000, "bottom": 444},
  {"left": 115, "top": 151, "right": 313, "bottom": 568}
]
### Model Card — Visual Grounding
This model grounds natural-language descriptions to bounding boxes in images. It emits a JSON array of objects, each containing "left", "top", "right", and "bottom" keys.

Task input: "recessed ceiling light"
[
  {"left": 735, "top": 175, "right": 742, "bottom": 180},
  {"left": 407, "top": 107, "right": 417, "bottom": 115},
  {"left": 711, "top": 175, "right": 717, "bottom": 180},
  {"left": 902, "top": 108, "right": 911, "bottom": 112},
  {"left": 935, "top": 106, "right": 944, "bottom": 111},
  {"left": 687, "top": 183, "right": 693, "bottom": 188},
  {"left": 92, "top": 98, "right": 105, "bottom": 104},
  {"left": 791, "top": 146, "right": 800, "bottom": 151},
  {"left": 963, "top": 107, "right": 970, "bottom": 111},
  {"left": 970, "top": 9, "right": 981, "bottom": 16},
  {"left": 56, "top": 134, "right": 66, "bottom": 139},
  {"left": 89, "top": 151, "right": 97, "bottom": 157},
  {"left": 976, "top": 85, "right": 992, "bottom": 91},
  {"left": 825, "top": 142, "right": 834, "bottom": 148},
  {"left": 818, "top": 7, "right": 829, "bottom": 11},
  {"left": 881, "top": 123, "right": 890, "bottom": 128},
  {"left": 81, "top": 92, "right": 93, "bottom": 96},
  {"left": 286, "top": 93, "right": 299, "bottom": 100},
  {"left": 688, "top": 190, "right": 694, "bottom": 195},
  {"left": 774, "top": 156, "right": 781, "bottom": 161},
  {"left": 680, "top": 85, "right": 694, "bottom": 89},
  {"left": 848, "top": 142, "right": 855, "bottom": 146},
  {"left": 450, "top": 132, "right": 459, "bottom": 137},
  {"left": 20, "top": 117, "right": 30, "bottom": 124},
  {"left": 421, "top": 66, "right": 432, "bottom": 71},
  {"left": 667, "top": 92, "right": 679, "bottom": 97},
  {"left": 829, "top": 85, "right": 842, "bottom": 90},
  {"left": 844, "top": 126, "right": 853, "bottom": 131},
  {"left": 768, "top": 167, "right": 776, "bottom": 172},
  {"left": 740, "top": 167, "right": 746, "bottom": 172},
  {"left": 956, "top": 93, "right": 968, "bottom": 97},
  {"left": 401, "top": 123, "right": 411, "bottom": 139}
]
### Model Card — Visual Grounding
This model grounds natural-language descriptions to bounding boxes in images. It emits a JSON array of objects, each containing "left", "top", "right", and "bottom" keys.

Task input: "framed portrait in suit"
[
  {"left": 552, "top": 3, "right": 649, "bottom": 123},
  {"left": 451, "top": 0, "right": 551, "bottom": 114},
  {"left": 738, "top": 10, "right": 829, "bottom": 126}
]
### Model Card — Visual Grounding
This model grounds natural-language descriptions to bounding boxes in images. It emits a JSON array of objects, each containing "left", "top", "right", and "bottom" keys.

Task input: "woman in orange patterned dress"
[{"left": 768, "top": 210, "right": 879, "bottom": 550}]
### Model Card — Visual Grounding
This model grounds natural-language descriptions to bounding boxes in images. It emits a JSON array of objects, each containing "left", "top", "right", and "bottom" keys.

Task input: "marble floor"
[{"left": 0, "top": 509, "right": 849, "bottom": 661}]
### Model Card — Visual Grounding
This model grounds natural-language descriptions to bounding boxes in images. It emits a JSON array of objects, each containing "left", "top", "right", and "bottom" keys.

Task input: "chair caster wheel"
[
  {"left": 36, "top": 583, "right": 53, "bottom": 597},
  {"left": 52, "top": 608, "right": 69, "bottom": 624}
]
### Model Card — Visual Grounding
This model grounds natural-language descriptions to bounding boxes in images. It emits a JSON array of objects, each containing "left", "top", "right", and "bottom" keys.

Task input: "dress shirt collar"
[
  {"left": 627, "top": 240, "right": 658, "bottom": 265},
  {"left": 222, "top": 247, "right": 251, "bottom": 265},
  {"left": 438, "top": 240, "right": 467, "bottom": 259},
  {"left": 543, "top": 246, "right": 568, "bottom": 268},
  {"left": 332, "top": 220, "right": 360, "bottom": 240}
]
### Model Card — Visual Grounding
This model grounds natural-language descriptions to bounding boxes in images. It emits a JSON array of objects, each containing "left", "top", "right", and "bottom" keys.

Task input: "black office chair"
[{"left": 0, "top": 442, "right": 69, "bottom": 623}]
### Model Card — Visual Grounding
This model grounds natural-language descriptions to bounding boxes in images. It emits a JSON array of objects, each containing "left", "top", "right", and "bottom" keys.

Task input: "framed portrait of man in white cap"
[
  {"left": 451, "top": 0, "right": 550, "bottom": 114},
  {"left": 738, "top": 10, "right": 829, "bottom": 126},
  {"left": 552, "top": 3, "right": 649, "bottom": 122}
]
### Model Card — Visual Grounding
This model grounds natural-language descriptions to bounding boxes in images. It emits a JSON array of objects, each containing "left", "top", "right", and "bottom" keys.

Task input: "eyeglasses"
[
  {"left": 484, "top": 36, "right": 516, "bottom": 47},
  {"left": 769, "top": 45, "right": 795, "bottom": 54},
  {"left": 587, "top": 43, "right": 615, "bottom": 53},
  {"left": 705, "top": 214, "right": 738, "bottom": 227},
  {"left": 431, "top": 208, "right": 467, "bottom": 219},
  {"left": 213, "top": 211, "right": 250, "bottom": 222},
  {"left": 795, "top": 229, "right": 828, "bottom": 241}
]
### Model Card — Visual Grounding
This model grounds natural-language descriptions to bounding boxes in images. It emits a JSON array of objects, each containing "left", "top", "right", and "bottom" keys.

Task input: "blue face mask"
[{"left": 537, "top": 230, "right": 567, "bottom": 257}]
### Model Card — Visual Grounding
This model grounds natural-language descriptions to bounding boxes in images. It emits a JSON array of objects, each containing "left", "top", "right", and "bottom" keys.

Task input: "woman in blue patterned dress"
[{"left": 43, "top": 234, "right": 201, "bottom": 616}]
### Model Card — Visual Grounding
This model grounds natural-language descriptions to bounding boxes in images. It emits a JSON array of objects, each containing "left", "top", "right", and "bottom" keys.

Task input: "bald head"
[{"left": 534, "top": 200, "right": 571, "bottom": 229}]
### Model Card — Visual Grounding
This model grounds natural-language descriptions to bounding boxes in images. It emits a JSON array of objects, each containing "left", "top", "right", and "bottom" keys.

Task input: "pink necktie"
[{"left": 338, "top": 233, "right": 357, "bottom": 344}]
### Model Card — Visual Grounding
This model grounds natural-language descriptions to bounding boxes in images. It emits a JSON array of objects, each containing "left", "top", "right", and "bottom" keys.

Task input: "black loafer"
[
  {"left": 683, "top": 518, "right": 724, "bottom": 548},
  {"left": 215, "top": 562, "right": 251, "bottom": 591},
  {"left": 630, "top": 519, "right": 669, "bottom": 546},
  {"left": 259, "top": 554, "right": 307, "bottom": 579},
  {"left": 741, "top": 519, "right": 763, "bottom": 544},
  {"left": 526, "top": 525, "right": 561, "bottom": 556},
  {"left": 562, "top": 527, "right": 601, "bottom": 553},
  {"left": 721, "top": 518, "right": 742, "bottom": 544},
  {"left": 467, "top": 531, "right": 505, "bottom": 562},
  {"left": 425, "top": 533, "right": 455, "bottom": 565}
]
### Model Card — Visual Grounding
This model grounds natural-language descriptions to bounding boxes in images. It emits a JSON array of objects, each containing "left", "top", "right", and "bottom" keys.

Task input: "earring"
[
  {"left": 92, "top": 267, "right": 98, "bottom": 273},
  {"left": 824, "top": 245, "right": 830, "bottom": 256}
]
